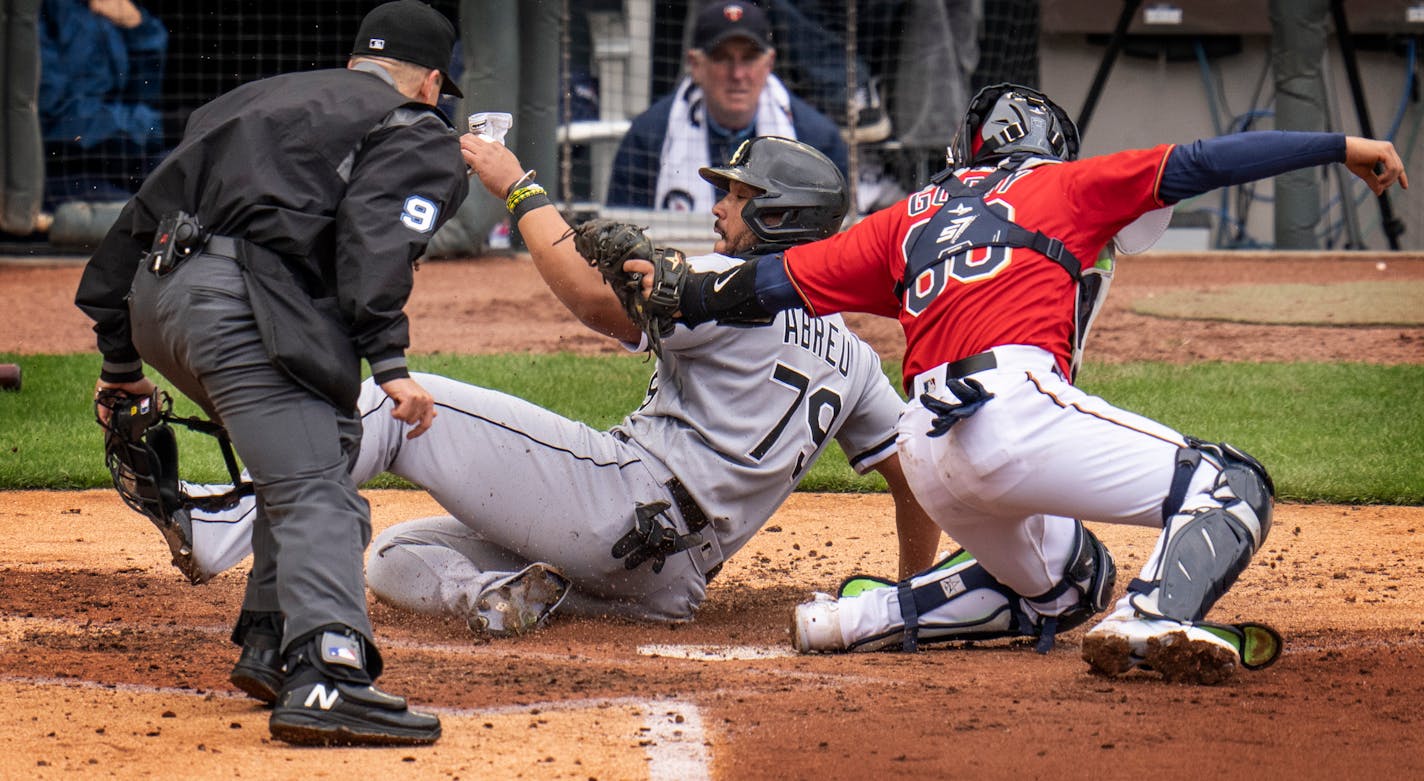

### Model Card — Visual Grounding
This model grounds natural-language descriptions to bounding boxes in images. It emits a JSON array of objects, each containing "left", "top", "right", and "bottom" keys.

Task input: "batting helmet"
[
  {"left": 699, "top": 136, "right": 849, "bottom": 249},
  {"left": 948, "top": 83, "right": 1080, "bottom": 168}
]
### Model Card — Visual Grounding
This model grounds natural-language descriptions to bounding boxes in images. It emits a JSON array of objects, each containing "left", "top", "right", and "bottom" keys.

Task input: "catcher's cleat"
[
  {"left": 229, "top": 611, "right": 285, "bottom": 704},
  {"left": 467, "top": 563, "right": 570, "bottom": 638},
  {"left": 791, "top": 592, "right": 845, "bottom": 653},
  {"left": 1081, "top": 609, "right": 1282, "bottom": 685}
]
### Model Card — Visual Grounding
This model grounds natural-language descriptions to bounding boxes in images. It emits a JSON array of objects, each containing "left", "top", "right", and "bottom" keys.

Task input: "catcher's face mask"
[
  {"left": 948, "top": 83, "right": 1081, "bottom": 169},
  {"left": 95, "top": 388, "right": 252, "bottom": 584}
]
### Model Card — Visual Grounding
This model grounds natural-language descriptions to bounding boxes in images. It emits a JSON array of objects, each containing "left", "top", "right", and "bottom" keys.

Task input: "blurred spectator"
[
  {"left": 38, "top": 0, "right": 168, "bottom": 207},
  {"left": 605, "top": 0, "right": 847, "bottom": 212},
  {"left": 763, "top": 0, "right": 902, "bottom": 143}
]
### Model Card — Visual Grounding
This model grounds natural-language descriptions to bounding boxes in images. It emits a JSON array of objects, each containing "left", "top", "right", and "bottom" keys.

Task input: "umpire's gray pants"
[{"left": 128, "top": 252, "right": 371, "bottom": 651}]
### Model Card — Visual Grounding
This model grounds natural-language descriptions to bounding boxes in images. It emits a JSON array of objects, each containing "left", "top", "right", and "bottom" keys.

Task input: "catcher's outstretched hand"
[
  {"left": 460, "top": 133, "right": 526, "bottom": 200},
  {"left": 1345, "top": 136, "right": 1408, "bottom": 195}
]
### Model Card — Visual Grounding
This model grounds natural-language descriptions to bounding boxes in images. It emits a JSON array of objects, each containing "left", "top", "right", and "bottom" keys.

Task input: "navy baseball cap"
[
  {"left": 693, "top": 2, "right": 772, "bottom": 52},
  {"left": 352, "top": 0, "right": 463, "bottom": 97}
]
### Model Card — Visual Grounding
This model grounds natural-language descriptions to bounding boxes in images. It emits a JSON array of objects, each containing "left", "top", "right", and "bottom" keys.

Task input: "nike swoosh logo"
[{"left": 712, "top": 268, "right": 740, "bottom": 293}]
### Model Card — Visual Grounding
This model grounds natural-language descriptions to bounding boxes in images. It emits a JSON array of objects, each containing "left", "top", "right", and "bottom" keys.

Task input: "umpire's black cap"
[{"left": 351, "top": 0, "right": 463, "bottom": 97}]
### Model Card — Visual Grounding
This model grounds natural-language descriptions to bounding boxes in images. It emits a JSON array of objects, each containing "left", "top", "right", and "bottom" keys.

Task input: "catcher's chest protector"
[{"left": 900, "top": 162, "right": 1113, "bottom": 380}]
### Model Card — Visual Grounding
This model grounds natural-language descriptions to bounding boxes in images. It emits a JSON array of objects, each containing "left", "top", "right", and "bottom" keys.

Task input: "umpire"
[{"left": 75, "top": 0, "right": 469, "bottom": 746}]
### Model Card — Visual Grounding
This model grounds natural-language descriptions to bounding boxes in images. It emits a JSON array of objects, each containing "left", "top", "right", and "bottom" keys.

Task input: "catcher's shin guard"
[
  {"left": 1131, "top": 440, "right": 1273, "bottom": 622},
  {"left": 823, "top": 523, "right": 1115, "bottom": 654},
  {"left": 815, "top": 549, "right": 1028, "bottom": 653}
]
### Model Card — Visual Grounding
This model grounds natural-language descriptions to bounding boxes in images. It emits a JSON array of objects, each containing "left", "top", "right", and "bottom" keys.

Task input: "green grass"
[
  {"left": 1076, "top": 362, "right": 1424, "bottom": 504},
  {"left": 3, "top": 353, "right": 1421, "bottom": 503}
]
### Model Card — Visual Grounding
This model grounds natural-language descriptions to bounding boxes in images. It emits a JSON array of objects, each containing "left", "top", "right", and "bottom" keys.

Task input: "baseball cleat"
[
  {"left": 229, "top": 610, "right": 284, "bottom": 704},
  {"left": 791, "top": 592, "right": 845, "bottom": 653},
  {"left": 269, "top": 678, "right": 441, "bottom": 746},
  {"left": 468, "top": 563, "right": 570, "bottom": 637},
  {"left": 1081, "top": 611, "right": 1282, "bottom": 685},
  {"left": 230, "top": 643, "right": 284, "bottom": 705}
]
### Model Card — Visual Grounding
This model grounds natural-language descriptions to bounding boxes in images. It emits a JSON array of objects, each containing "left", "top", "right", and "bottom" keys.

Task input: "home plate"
[{"left": 637, "top": 643, "right": 797, "bottom": 661}]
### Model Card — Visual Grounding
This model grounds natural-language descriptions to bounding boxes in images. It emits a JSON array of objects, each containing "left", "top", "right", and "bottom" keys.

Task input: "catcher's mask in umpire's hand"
[
  {"left": 95, "top": 388, "right": 253, "bottom": 584},
  {"left": 948, "top": 83, "right": 1081, "bottom": 169},
  {"left": 698, "top": 136, "right": 849, "bottom": 250}
]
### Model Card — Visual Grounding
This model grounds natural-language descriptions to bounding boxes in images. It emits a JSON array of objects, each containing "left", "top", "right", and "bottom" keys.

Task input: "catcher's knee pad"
[{"left": 1136, "top": 440, "right": 1274, "bottom": 622}]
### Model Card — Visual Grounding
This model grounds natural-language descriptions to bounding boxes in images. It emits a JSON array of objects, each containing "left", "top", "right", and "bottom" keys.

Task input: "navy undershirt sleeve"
[
  {"left": 1159, "top": 131, "right": 1346, "bottom": 203},
  {"left": 753, "top": 253, "right": 804, "bottom": 312}
]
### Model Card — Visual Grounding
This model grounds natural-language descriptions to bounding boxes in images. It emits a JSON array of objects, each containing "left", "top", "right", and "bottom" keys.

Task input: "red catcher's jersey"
[{"left": 783, "top": 145, "right": 1175, "bottom": 388}]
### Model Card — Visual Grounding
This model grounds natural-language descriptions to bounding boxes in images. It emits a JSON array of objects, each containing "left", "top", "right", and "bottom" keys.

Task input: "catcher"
[
  {"left": 178, "top": 136, "right": 1113, "bottom": 703},
  {"left": 622, "top": 85, "right": 1408, "bottom": 683}
]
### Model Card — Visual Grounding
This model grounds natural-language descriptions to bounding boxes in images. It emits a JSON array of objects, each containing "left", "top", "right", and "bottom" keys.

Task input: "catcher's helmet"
[
  {"left": 699, "top": 136, "right": 849, "bottom": 249},
  {"left": 948, "top": 83, "right": 1080, "bottom": 168}
]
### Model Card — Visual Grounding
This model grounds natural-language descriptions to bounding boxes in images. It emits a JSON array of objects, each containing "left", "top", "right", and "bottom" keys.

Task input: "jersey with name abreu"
[{"left": 610, "top": 253, "right": 903, "bottom": 562}]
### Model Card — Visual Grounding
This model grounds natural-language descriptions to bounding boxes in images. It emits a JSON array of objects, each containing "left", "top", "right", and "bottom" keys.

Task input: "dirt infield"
[
  {"left": 1, "top": 493, "right": 1421, "bottom": 779},
  {"left": 5, "top": 252, "right": 1424, "bottom": 363},
  {"left": 2, "top": 252, "right": 1423, "bottom": 778}
]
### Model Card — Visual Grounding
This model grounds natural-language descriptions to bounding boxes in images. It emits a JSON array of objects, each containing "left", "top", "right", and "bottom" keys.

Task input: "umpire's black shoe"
[
  {"left": 268, "top": 628, "right": 440, "bottom": 746},
  {"left": 228, "top": 610, "right": 284, "bottom": 704}
]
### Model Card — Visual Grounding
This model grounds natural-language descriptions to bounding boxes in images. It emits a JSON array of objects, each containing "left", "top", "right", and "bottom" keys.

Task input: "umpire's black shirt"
[{"left": 76, "top": 65, "right": 469, "bottom": 385}]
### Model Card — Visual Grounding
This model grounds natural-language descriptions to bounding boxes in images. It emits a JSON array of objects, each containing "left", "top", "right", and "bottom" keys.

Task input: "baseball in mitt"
[{"left": 570, "top": 219, "right": 689, "bottom": 355}]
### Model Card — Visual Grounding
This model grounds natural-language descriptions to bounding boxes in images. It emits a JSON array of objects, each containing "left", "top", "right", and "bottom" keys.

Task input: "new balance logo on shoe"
[{"left": 304, "top": 683, "right": 341, "bottom": 710}]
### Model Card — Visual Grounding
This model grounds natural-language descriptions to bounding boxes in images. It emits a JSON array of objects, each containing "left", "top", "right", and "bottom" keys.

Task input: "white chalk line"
[{"left": 636, "top": 643, "right": 798, "bottom": 660}]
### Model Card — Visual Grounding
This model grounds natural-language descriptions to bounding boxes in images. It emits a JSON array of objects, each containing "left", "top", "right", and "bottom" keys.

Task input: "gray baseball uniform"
[{"left": 188, "top": 252, "right": 903, "bottom": 622}]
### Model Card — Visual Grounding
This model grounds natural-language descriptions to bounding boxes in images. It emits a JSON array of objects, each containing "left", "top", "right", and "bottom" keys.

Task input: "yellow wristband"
[
  {"left": 510, "top": 192, "right": 551, "bottom": 222},
  {"left": 506, "top": 183, "right": 547, "bottom": 213}
]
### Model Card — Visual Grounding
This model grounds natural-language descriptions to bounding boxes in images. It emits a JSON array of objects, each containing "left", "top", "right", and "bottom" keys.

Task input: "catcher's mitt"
[{"left": 570, "top": 219, "right": 689, "bottom": 354}]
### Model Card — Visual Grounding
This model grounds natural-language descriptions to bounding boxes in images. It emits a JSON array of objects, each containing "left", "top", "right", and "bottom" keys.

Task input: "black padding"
[
  {"left": 1157, "top": 508, "right": 1256, "bottom": 622},
  {"left": 1162, "top": 446, "right": 1203, "bottom": 523}
]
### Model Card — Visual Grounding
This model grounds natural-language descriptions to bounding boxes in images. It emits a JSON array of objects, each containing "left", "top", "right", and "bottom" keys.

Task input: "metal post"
[
  {"left": 559, "top": 0, "right": 571, "bottom": 205},
  {"left": 846, "top": 1, "right": 859, "bottom": 215},
  {"left": 1076, "top": 0, "right": 1145, "bottom": 138},
  {"left": 1330, "top": 0, "right": 1404, "bottom": 250}
]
